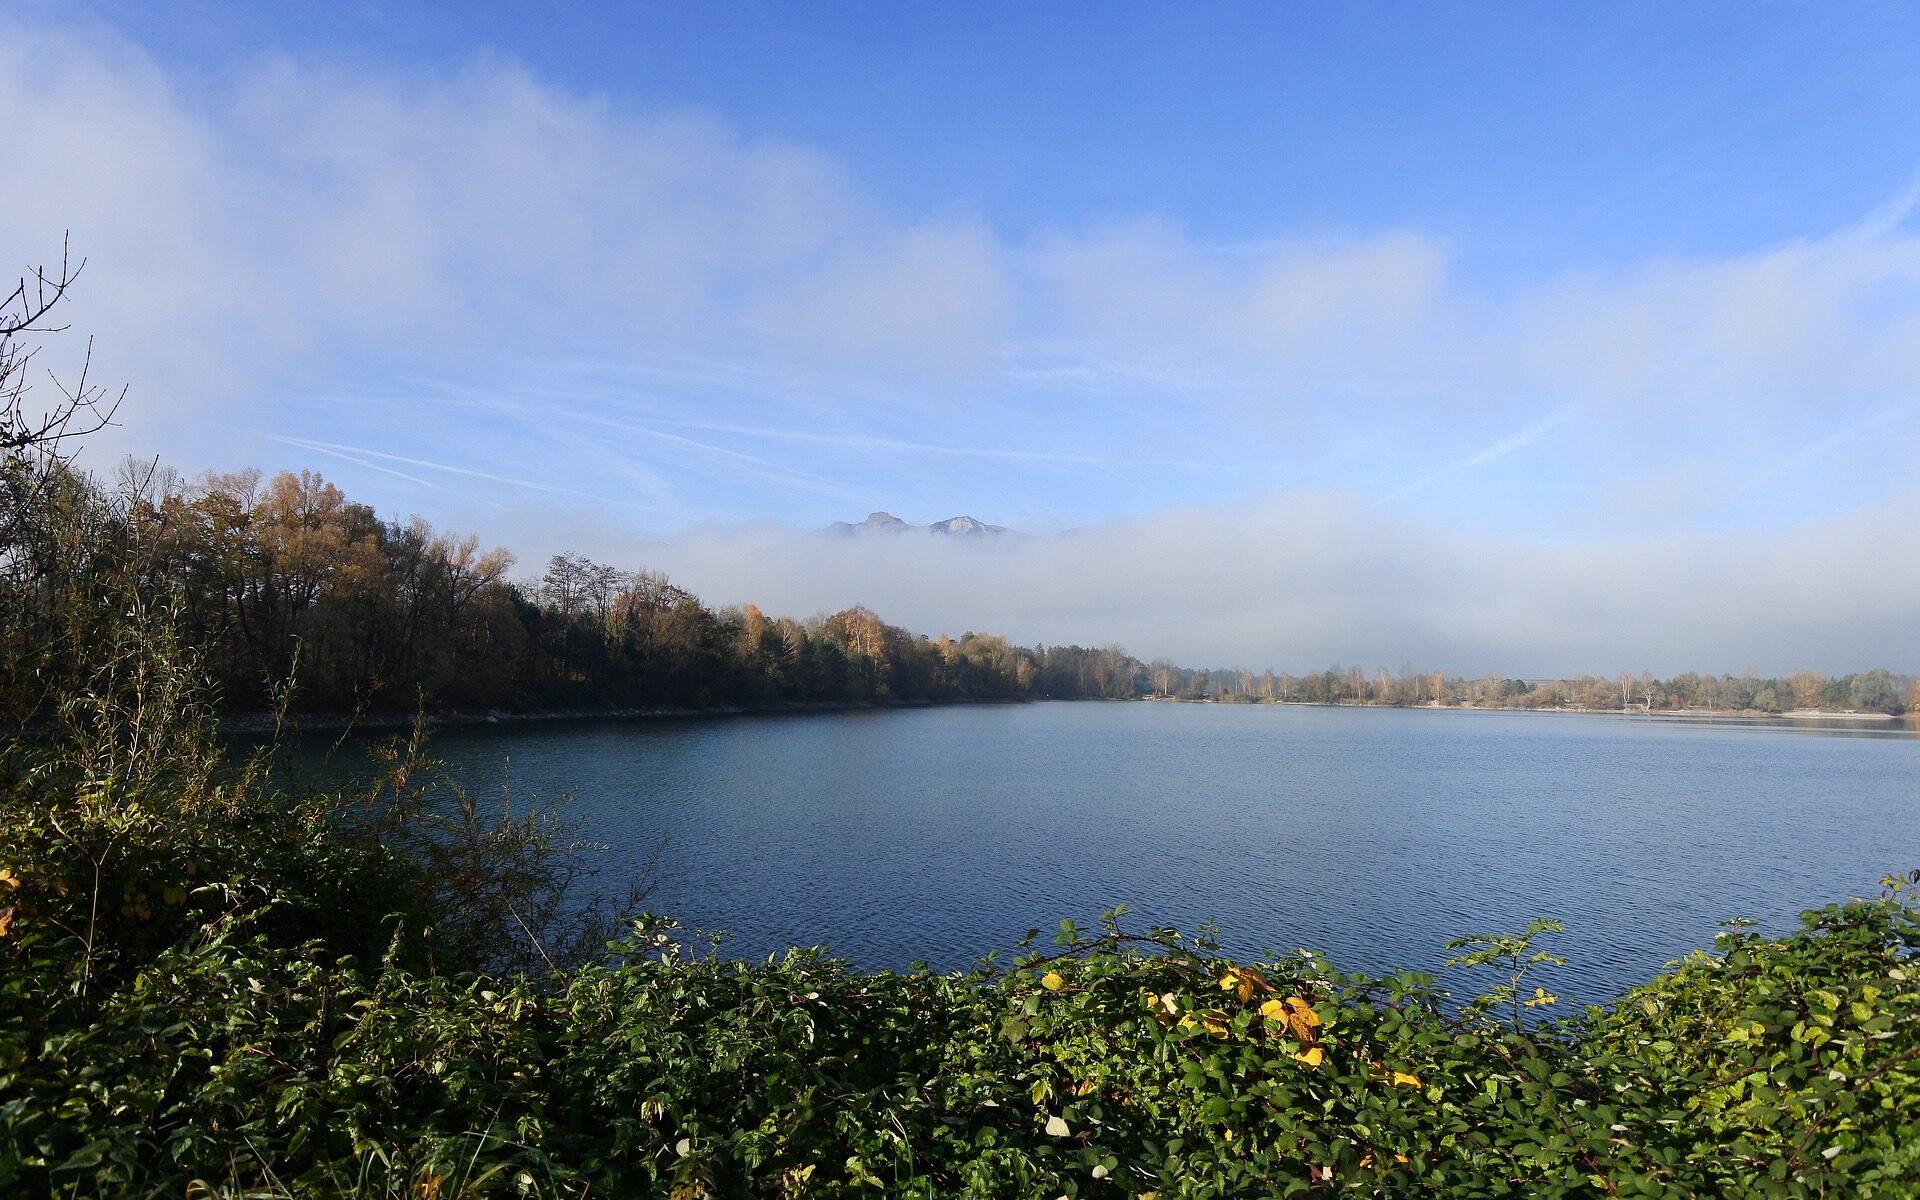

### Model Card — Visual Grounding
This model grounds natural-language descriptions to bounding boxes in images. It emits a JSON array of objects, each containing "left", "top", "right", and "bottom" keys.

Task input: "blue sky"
[
  {"left": 73, "top": 2, "right": 1920, "bottom": 267},
  {"left": 6, "top": 3, "right": 1920, "bottom": 671}
]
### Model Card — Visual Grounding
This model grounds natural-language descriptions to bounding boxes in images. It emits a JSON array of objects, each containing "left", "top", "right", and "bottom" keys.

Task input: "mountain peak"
[
  {"left": 928, "top": 515, "right": 1003, "bottom": 536},
  {"left": 824, "top": 512, "right": 1018, "bottom": 538}
]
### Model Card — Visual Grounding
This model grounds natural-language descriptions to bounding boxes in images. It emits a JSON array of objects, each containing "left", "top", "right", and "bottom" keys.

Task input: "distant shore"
[{"left": 1144, "top": 696, "right": 1908, "bottom": 722}]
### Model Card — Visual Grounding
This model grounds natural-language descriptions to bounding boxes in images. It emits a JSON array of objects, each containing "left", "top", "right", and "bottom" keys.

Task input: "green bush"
[{"left": 4, "top": 877, "right": 1917, "bottom": 1197}]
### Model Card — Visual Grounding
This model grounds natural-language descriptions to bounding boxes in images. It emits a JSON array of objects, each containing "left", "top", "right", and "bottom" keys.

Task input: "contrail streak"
[
  {"left": 1392, "top": 406, "right": 1577, "bottom": 499},
  {"left": 267, "top": 434, "right": 641, "bottom": 507}
]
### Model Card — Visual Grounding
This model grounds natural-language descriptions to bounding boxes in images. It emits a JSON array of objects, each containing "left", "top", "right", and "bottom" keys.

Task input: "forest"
[{"left": 0, "top": 459, "right": 1148, "bottom": 729}]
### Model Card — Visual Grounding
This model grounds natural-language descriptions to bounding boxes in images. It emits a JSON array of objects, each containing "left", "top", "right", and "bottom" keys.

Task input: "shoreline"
[
  {"left": 219, "top": 694, "right": 1031, "bottom": 736},
  {"left": 203, "top": 695, "right": 1910, "bottom": 737}
]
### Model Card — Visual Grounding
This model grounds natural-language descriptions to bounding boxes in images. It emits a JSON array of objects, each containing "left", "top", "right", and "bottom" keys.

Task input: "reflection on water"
[
  {"left": 299, "top": 702, "right": 1920, "bottom": 1003},
  {"left": 1607, "top": 711, "right": 1919, "bottom": 739}
]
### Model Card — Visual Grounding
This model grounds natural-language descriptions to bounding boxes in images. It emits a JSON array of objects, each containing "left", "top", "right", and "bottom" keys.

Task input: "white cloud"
[
  {"left": 0, "top": 20, "right": 1004, "bottom": 470},
  {"left": 1514, "top": 236, "right": 1920, "bottom": 418},
  {"left": 1025, "top": 222, "right": 1450, "bottom": 387},
  {"left": 747, "top": 220, "right": 1013, "bottom": 375}
]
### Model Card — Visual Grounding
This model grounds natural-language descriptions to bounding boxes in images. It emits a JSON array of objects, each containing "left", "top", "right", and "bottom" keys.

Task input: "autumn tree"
[{"left": 1787, "top": 669, "right": 1826, "bottom": 712}]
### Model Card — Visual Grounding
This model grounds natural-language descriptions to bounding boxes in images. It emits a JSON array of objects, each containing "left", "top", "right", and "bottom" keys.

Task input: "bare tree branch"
[{"left": 1, "top": 235, "right": 125, "bottom": 555}]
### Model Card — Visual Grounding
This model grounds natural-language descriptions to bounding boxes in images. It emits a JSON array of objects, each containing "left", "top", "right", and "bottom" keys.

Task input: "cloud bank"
[{"left": 642, "top": 492, "right": 1920, "bottom": 677}]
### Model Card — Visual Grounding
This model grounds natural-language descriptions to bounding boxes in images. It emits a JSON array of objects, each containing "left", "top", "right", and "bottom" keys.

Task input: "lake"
[{"left": 301, "top": 701, "right": 1920, "bottom": 1003}]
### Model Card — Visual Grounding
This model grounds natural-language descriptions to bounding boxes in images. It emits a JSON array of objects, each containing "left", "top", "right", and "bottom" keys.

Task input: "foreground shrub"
[{"left": 3, "top": 881, "right": 1917, "bottom": 1198}]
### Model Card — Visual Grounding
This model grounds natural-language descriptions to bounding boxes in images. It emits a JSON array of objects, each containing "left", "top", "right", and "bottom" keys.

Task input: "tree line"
[
  {"left": 1, "top": 460, "right": 1152, "bottom": 725},
  {"left": 1146, "top": 662, "right": 1916, "bottom": 716}
]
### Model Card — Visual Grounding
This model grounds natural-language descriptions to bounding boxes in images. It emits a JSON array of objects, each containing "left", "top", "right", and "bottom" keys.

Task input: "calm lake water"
[{"left": 304, "top": 702, "right": 1920, "bottom": 1003}]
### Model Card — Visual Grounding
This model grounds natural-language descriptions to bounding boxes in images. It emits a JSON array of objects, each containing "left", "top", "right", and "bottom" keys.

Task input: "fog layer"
[{"left": 644, "top": 492, "right": 1920, "bottom": 677}]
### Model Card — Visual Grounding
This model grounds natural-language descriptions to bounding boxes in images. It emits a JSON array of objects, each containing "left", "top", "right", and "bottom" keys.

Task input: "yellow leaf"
[
  {"left": 1292, "top": 1046, "right": 1325, "bottom": 1068},
  {"left": 1260, "top": 998, "right": 1287, "bottom": 1022},
  {"left": 1392, "top": 1071, "right": 1421, "bottom": 1088},
  {"left": 0, "top": 867, "right": 18, "bottom": 891},
  {"left": 1223, "top": 1128, "right": 1234, "bottom": 1141},
  {"left": 0, "top": 907, "right": 14, "bottom": 939},
  {"left": 1218, "top": 970, "right": 1239, "bottom": 992},
  {"left": 1041, "top": 971, "right": 1064, "bottom": 991},
  {"left": 1279, "top": 996, "right": 1321, "bottom": 1042}
]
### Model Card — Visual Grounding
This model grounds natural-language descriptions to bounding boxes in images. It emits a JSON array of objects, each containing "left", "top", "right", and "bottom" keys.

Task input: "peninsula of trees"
[{"left": 2, "top": 463, "right": 1137, "bottom": 726}]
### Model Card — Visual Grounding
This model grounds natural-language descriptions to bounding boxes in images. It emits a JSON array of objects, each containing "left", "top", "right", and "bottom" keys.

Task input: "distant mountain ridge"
[{"left": 824, "top": 511, "right": 1018, "bottom": 538}]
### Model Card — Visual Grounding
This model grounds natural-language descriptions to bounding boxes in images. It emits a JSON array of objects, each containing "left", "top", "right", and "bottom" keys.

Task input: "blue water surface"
[{"left": 302, "top": 702, "right": 1919, "bottom": 1003}]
